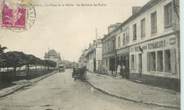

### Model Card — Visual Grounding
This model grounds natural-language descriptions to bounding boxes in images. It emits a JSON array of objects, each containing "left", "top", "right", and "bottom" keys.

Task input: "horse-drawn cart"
[{"left": 72, "top": 67, "right": 86, "bottom": 81}]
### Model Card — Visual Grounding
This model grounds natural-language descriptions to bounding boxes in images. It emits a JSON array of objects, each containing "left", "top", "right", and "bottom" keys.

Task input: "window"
[
  {"left": 151, "top": 11, "right": 157, "bottom": 34},
  {"left": 108, "top": 41, "right": 110, "bottom": 51},
  {"left": 148, "top": 52, "right": 156, "bottom": 71},
  {"left": 164, "top": 2, "right": 173, "bottom": 28},
  {"left": 157, "top": 51, "right": 163, "bottom": 72},
  {"left": 118, "top": 36, "right": 120, "bottom": 48},
  {"left": 131, "top": 55, "right": 135, "bottom": 70},
  {"left": 126, "top": 29, "right": 129, "bottom": 43},
  {"left": 164, "top": 50, "right": 171, "bottom": 72},
  {"left": 112, "top": 39, "right": 115, "bottom": 51},
  {"left": 141, "top": 18, "right": 146, "bottom": 38},
  {"left": 123, "top": 33, "right": 126, "bottom": 45},
  {"left": 133, "top": 24, "right": 137, "bottom": 40},
  {"left": 170, "top": 49, "right": 176, "bottom": 74}
]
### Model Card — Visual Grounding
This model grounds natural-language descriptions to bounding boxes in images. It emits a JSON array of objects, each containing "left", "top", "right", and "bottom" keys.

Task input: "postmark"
[{"left": 0, "top": 0, "right": 36, "bottom": 32}]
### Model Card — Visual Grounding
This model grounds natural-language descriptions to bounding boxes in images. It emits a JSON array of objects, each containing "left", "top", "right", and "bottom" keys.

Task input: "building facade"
[
  {"left": 85, "top": 43, "right": 96, "bottom": 72},
  {"left": 83, "top": 0, "right": 180, "bottom": 90},
  {"left": 85, "top": 39, "right": 103, "bottom": 73},
  {"left": 114, "top": 0, "right": 180, "bottom": 90},
  {"left": 102, "top": 23, "right": 121, "bottom": 74},
  {"left": 95, "top": 39, "right": 103, "bottom": 73},
  {"left": 78, "top": 49, "right": 88, "bottom": 67}
]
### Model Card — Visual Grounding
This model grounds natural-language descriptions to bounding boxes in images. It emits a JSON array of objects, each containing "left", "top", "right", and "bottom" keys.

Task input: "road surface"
[{"left": 0, "top": 69, "right": 178, "bottom": 110}]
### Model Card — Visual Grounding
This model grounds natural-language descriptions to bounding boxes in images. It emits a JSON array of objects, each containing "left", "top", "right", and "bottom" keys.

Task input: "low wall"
[
  {"left": 0, "top": 69, "right": 55, "bottom": 83},
  {"left": 129, "top": 73, "right": 180, "bottom": 91}
]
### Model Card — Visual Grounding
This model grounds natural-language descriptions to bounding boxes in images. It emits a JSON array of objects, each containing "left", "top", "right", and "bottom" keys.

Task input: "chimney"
[
  {"left": 108, "top": 23, "right": 121, "bottom": 33},
  {"left": 132, "top": 6, "right": 141, "bottom": 15}
]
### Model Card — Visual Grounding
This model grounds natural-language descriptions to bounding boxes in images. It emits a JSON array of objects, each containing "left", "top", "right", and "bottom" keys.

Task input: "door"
[
  {"left": 94, "top": 58, "right": 96, "bottom": 72},
  {"left": 139, "top": 54, "right": 142, "bottom": 76}
]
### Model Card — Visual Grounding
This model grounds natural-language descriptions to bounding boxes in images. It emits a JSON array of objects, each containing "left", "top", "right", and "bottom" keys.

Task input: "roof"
[
  {"left": 44, "top": 49, "right": 60, "bottom": 58},
  {"left": 102, "top": 0, "right": 161, "bottom": 40}
]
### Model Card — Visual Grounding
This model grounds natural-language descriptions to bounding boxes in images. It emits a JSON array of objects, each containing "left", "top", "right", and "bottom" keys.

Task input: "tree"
[
  {"left": 43, "top": 60, "right": 56, "bottom": 70},
  {"left": 0, "top": 45, "right": 7, "bottom": 54},
  {"left": 4, "top": 51, "right": 27, "bottom": 72},
  {"left": 0, "top": 45, "right": 7, "bottom": 70}
]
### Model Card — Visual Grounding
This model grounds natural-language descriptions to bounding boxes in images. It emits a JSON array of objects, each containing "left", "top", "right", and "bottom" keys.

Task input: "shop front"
[
  {"left": 102, "top": 52, "right": 116, "bottom": 74},
  {"left": 129, "top": 34, "right": 179, "bottom": 90},
  {"left": 116, "top": 47, "right": 130, "bottom": 77}
]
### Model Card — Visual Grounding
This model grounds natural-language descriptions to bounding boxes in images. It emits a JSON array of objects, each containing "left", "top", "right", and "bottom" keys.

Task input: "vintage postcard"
[{"left": 0, "top": 0, "right": 181, "bottom": 110}]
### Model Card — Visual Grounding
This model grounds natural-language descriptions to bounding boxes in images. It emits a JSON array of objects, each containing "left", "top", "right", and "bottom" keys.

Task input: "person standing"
[
  {"left": 121, "top": 64, "right": 126, "bottom": 78},
  {"left": 124, "top": 64, "right": 129, "bottom": 79},
  {"left": 116, "top": 64, "right": 121, "bottom": 77}
]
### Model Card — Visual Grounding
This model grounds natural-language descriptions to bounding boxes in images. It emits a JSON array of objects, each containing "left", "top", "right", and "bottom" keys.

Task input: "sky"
[{"left": 0, "top": 0, "right": 149, "bottom": 62}]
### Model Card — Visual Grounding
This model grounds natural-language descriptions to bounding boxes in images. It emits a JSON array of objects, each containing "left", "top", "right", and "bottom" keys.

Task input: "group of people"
[{"left": 116, "top": 64, "right": 129, "bottom": 79}]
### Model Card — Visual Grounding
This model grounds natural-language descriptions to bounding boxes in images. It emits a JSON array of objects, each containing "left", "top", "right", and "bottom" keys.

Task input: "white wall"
[
  {"left": 115, "top": 0, "right": 179, "bottom": 79},
  {"left": 116, "top": 0, "right": 176, "bottom": 49}
]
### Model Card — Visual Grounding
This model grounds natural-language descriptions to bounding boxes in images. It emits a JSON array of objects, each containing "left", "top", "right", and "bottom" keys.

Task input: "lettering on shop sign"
[
  {"left": 132, "top": 40, "right": 166, "bottom": 52},
  {"left": 148, "top": 40, "right": 166, "bottom": 49}
]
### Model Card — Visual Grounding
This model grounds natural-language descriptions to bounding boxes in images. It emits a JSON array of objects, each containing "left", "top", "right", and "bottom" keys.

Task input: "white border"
[{"left": 180, "top": 0, "right": 183, "bottom": 109}]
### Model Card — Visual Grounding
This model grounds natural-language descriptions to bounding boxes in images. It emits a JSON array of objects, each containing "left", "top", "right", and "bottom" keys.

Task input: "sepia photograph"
[{"left": 0, "top": 0, "right": 181, "bottom": 110}]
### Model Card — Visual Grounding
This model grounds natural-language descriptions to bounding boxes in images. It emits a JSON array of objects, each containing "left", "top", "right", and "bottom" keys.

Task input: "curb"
[
  {"left": 0, "top": 85, "right": 27, "bottom": 98},
  {"left": 0, "top": 71, "right": 57, "bottom": 98},
  {"left": 86, "top": 80, "right": 180, "bottom": 109}
]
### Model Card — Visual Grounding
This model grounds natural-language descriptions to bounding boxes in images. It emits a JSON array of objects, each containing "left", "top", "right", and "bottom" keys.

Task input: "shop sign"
[
  {"left": 148, "top": 40, "right": 166, "bottom": 49},
  {"left": 131, "top": 39, "right": 166, "bottom": 52}
]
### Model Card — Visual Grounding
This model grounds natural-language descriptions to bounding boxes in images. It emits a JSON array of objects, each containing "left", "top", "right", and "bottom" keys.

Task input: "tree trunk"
[
  {"left": 27, "top": 64, "right": 30, "bottom": 79},
  {"left": 13, "top": 67, "right": 17, "bottom": 81}
]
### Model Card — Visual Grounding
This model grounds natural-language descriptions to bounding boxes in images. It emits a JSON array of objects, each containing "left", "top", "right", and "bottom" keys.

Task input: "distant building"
[
  {"left": 95, "top": 39, "right": 103, "bottom": 72},
  {"left": 44, "top": 49, "right": 62, "bottom": 67},
  {"left": 85, "top": 43, "right": 96, "bottom": 72},
  {"left": 78, "top": 49, "right": 88, "bottom": 67},
  {"left": 80, "top": 39, "right": 102, "bottom": 73},
  {"left": 102, "top": 23, "right": 121, "bottom": 74}
]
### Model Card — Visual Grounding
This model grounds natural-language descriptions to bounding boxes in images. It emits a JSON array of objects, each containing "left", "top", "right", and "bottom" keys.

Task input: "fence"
[{"left": 0, "top": 67, "right": 55, "bottom": 83}]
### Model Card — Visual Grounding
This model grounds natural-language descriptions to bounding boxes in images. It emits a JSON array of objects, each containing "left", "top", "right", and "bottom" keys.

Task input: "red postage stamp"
[
  {"left": 2, "top": 3, "right": 26, "bottom": 28},
  {"left": 0, "top": 0, "right": 36, "bottom": 31}
]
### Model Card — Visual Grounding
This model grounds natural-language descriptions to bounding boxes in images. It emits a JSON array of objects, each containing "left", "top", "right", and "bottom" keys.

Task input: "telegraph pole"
[{"left": 95, "top": 28, "right": 98, "bottom": 40}]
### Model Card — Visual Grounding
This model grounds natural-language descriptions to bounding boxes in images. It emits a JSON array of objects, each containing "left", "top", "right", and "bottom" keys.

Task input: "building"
[
  {"left": 114, "top": 0, "right": 180, "bottom": 90},
  {"left": 44, "top": 49, "right": 62, "bottom": 67},
  {"left": 83, "top": 39, "right": 102, "bottom": 73},
  {"left": 78, "top": 49, "right": 88, "bottom": 67},
  {"left": 95, "top": 39, "right": 103, "bottom": 73},
  {"left": 102, "top": 23, "right": 121, "bottom": 74},
  {"left": 85, "top": 43, "right": 95, "bottom": 72}
]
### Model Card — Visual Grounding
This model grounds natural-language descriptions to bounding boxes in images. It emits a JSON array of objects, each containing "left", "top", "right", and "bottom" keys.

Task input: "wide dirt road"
[{"left": 0, "top": 69, "right": 177, "bottom": 110}]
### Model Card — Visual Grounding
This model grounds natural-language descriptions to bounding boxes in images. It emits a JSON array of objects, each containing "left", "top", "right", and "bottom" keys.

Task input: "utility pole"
[{"left": 95, "top": 28, "right": 98, "bottom": 40}]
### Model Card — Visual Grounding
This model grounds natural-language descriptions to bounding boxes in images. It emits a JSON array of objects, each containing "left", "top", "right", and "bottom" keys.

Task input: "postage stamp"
[{"left": 0, "top": 0, "right": 36, "bottom": 32}]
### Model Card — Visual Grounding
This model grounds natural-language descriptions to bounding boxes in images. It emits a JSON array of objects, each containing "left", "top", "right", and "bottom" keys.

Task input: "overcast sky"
[{"left": 0, "top": 0, "right": 149, "bottom": 62}]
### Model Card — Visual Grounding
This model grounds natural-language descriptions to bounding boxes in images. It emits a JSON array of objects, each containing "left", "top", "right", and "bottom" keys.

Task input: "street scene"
[
  {"left": 0, "top": 70, "right": 179, "bottom": 110},
  {"left": 0, "top": 0, "right": 181, "bottom": 110}
]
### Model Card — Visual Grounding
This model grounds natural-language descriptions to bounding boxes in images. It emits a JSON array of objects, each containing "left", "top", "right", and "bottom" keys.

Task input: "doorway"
[{"left": 138, "top": 54, "right": 142, "bottom": 77}]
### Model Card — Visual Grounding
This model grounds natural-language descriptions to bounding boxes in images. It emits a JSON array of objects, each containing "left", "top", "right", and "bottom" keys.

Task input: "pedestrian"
[
  {"left": 117, "top": 64, "right": 121, "bottom": 77},
  {"left": 124, "top": 65, "right": 129, "bottom": 79},
  {"left": 120, "top": 65, "right": 124, "bottom": 78},
  {"left": 122, "top": 64, "right": 126, "bottom": 78}
]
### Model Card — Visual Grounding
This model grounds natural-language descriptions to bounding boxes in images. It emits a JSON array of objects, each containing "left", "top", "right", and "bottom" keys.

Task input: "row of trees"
[{"left": 0, "top": 45, "right": 56, "bottom": 73}]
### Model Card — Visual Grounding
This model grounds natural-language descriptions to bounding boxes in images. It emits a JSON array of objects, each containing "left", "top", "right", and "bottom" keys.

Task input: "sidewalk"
[
  {"left": 86, "top": 72, "right": 180, "bottom": 109},
  {"left": 0, "top": 71, "right": 57, "bottom": 98}
]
